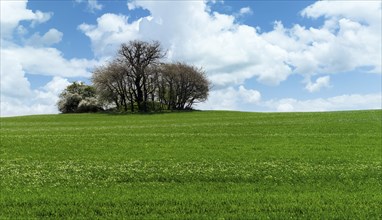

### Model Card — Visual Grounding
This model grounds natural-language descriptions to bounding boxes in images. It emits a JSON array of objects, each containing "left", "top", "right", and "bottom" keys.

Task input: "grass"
[{"left": 0, "top": 110, "right": 381, "bottom": 219}]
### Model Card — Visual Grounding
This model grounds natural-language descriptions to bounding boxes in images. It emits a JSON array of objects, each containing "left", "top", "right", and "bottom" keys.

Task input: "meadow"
[{"left": 0, "top": 110, "right": 381, "bottom": 219}]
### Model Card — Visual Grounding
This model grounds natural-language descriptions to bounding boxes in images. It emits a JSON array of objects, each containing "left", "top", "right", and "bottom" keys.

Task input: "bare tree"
[
  {"left": 92, "top": 60, "right": 134, "bottom": 111},
  {"left": 159, "top": 63, "right": 210, "bottom": 110},
  {"left": 118, "top": 40, "right": 165, "bottom": 112}
]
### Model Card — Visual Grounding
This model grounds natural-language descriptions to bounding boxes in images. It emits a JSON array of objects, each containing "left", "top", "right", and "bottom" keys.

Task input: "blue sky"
[{"left": 1, "top": 0, "right": 381, "bottom": 116}]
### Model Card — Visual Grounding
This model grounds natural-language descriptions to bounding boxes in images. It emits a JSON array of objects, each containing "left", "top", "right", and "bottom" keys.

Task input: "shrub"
[
  {"left": 57, "top": 82, "right": 102, "bottom": 113},
  {"left": 77, "top": 97, "right": 102, "bottom": 113}
]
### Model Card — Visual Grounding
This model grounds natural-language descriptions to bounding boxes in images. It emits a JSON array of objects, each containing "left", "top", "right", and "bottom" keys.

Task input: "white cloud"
[
  {"left": 0, "top": 0, "right": 52, "bottom": 38},
  {"left": 196, "top": 87, "right": 381, "bottom": 113},
  {"left": 25, "top": 28, "right": 63, "bottom": 47},
  {"left": 0, "top": 54, "right": 31, "bottom": 98},
  {"left": 265, "top": 93, "right": 382, "bottom": 112},
  {"left": 238, "top": 85, "right": 261, "bottom": 104},
  {"left": 87, "top": 0, "right": 103, "bottom": 12},
  {"left": 305, "top": 76, "right": 330, "bottom": 93},
  {"left": 43, "top": 76, "right": 71, "bottom": 96},
  {"left": 1, "top": 99, "right": 59, "bottom": 117},
  {"left": 301, "top": 1, "right": 381, "bottom": 25},
  {"left": 197, "top": 87, "right": 238, "bottom": 110},
  {"left": 239, "top": 7, "right": 253, "bottom": 16},
  {"left": 78, "top": 13, "right": 140, "bottom": 58},
  {"left": 127, "top": 1, "right": 139, "bottom": 11},
  {"left": 75, "top": 0, "right": 103, "bottom": 12},
  {"left": 0, "top": 75, "right": 69, "bottom": 117},
  {"left": 81, "top": 1, "right": 381, "bottom": 88},
  {"left": 0, "top": 45, "right": 89, "bottom": 116},
  {"left": 276, "top": 102, "right": 294, "bottom": 112},
  {"left": 30, "top": 10, "right": 53, "bottom": 27},
  {"left": 293, "top": 1, "right": 381, "bottom": 75},
  {"left": 264, "top": 19, "right": 381, "bottom": 76},
  {"left": 80, "top": 1, "right": 293, "bottom": 86},
  {"left": 197, "top": 85, "right": 261, "bottom": 110},
  {"left": 0, "top": 0, "right": 100, "bottom": 117},
  {"left": 0, "top": 44, "right": 98, "bottom": 116},
  {"left": 2, "top": 47, "right": 97, "bottom": 77},
  {"left": 33, "top": 77, "right": 70, "bottom": 106},
  {"left": 16, "top": 25, "right": 29, "bottom": 36}
]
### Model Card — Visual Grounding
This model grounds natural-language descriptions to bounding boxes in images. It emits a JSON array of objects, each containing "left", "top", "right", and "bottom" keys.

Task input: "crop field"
[{"left": 0, "top": 110, "right": 381, "bottom": 219}]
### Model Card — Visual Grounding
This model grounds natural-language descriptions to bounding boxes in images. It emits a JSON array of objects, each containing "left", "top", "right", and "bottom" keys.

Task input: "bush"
[
  {"left": 57, "top": 93, "right": 82, "bottom": 113},
  {"left": 77, "top": 97, "right": 102, "bottom": 113},
  {"left": 57, "top": 82, "right": 103, "bottom": 113}
]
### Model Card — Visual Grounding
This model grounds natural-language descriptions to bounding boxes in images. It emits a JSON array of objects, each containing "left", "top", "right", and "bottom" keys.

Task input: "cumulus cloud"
[
  {"left": 80, "top": 1, "right": 293, "bottom": 86},
  {"left": 127, "top": 1, "right": 138, "bottom": 11},
  {"left": 1, "top": 99, "right": 59, "bottom": 117},
  {"left": 301, "top": 1, "right": 381, "bottom": 25},
  {"left": 263, "top": 20, "right": 381, "bottom": 77},
  {"left": 30, "top": 10, "right": 53, "bottom": 27},
  {"left": 0, "top": 0, "right": 52, "bottom": 38},
  {"left": 294, "top": 1, "right": 381, "bottom": 75},
  {"left": 24, "top": 28, "right": 63, "bottom": 47},
  {"left": 238, "top": 86, "right": 262, "bottom": 104},
  {"left": 42, "top": 76, "right": 71, "bottom": 97},
  {"left": 305, "top": 76, "right": 330, "bottom": 92},
  {"left": 239, "top": 7, "right": 253, "bottom": 16},
  {"left": 2, "top": 47, "right": 96, "bottom": 77},
  {"left": 197, "top": 85, "right": 261, "bottom": 110},
  {"left": 78, "top": 13, "right": 140, "bottom": 58},
  {"left": 0, "top": 75, "right": 70, "bottom": 117},
  {"left": 81, "top": 0, "right": 381, "bottom": 87},
  {"left": 0, "top": 54, "right": 31, "bottom": 98},
  {"left": 0, "top": 0, "right": 99, "bottom": 117},
  {"left": 0, "top": 45, "right": 94, "bottom": 116},
  {"left": 264, "top": 93, "right": 382, "bottom": 112}
]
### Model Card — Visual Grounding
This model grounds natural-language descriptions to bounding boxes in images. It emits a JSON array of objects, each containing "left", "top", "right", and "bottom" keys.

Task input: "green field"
[{"left": 1, "top": 110, "right": 381, "bottom": 219}]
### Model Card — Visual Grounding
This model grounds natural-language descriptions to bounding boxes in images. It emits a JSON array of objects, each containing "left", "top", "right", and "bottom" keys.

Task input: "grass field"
[{"left": 0, "top": 110, "right": 381, "bottom": 219}]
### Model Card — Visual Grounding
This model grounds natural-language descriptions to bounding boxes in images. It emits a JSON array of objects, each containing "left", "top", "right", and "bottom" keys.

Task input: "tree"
[
  {"left": 158, "top": 63, "right": 210, "bottom": 110},
  {"left": 57, "top": 92, "right": 82, "bottom": 113},
  {"left": 90, "top": 40, "right": 210, "bottom": 113},
  {"left": 92, "top": 60, "right": 134, "bottom": 112},
  {"left": 118, "top": 40, "right": 165, "bottom": 112},
  {"left": 57, "top": 82, "right": 101, "bottom": 113}
]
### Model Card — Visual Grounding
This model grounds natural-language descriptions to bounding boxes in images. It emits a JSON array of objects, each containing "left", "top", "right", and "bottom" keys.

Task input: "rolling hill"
[{"left": 1, "top": 110, "right": 381, "bottom": 218}]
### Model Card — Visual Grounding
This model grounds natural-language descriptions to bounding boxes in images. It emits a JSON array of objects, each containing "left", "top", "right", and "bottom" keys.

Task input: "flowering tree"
[{"left": 57, "top": 82, "right": 102, "bottom": 113}]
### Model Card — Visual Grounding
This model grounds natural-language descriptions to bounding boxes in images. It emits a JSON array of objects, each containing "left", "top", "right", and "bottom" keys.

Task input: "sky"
[{"left": 1, "top": 0, "right": 381, "bottom": 116}]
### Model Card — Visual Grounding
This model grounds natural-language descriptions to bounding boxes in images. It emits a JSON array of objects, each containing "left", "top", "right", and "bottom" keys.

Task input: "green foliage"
[
  {"left": 65, "top": 81, "right": 96, "bottom": 97},
  {"left": 1, "top": 110, "right": 381, "bottom": 218}
]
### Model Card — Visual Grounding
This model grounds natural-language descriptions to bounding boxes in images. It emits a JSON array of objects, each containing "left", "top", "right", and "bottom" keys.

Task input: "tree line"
[{"left": 58, "top": 40, "right": 210, "bottom": 113}]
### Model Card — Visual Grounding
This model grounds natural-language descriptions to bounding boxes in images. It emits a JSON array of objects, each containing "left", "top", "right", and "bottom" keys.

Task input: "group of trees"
[{"left": 58, "top": 40, "right": 210, "bottom": 113}]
